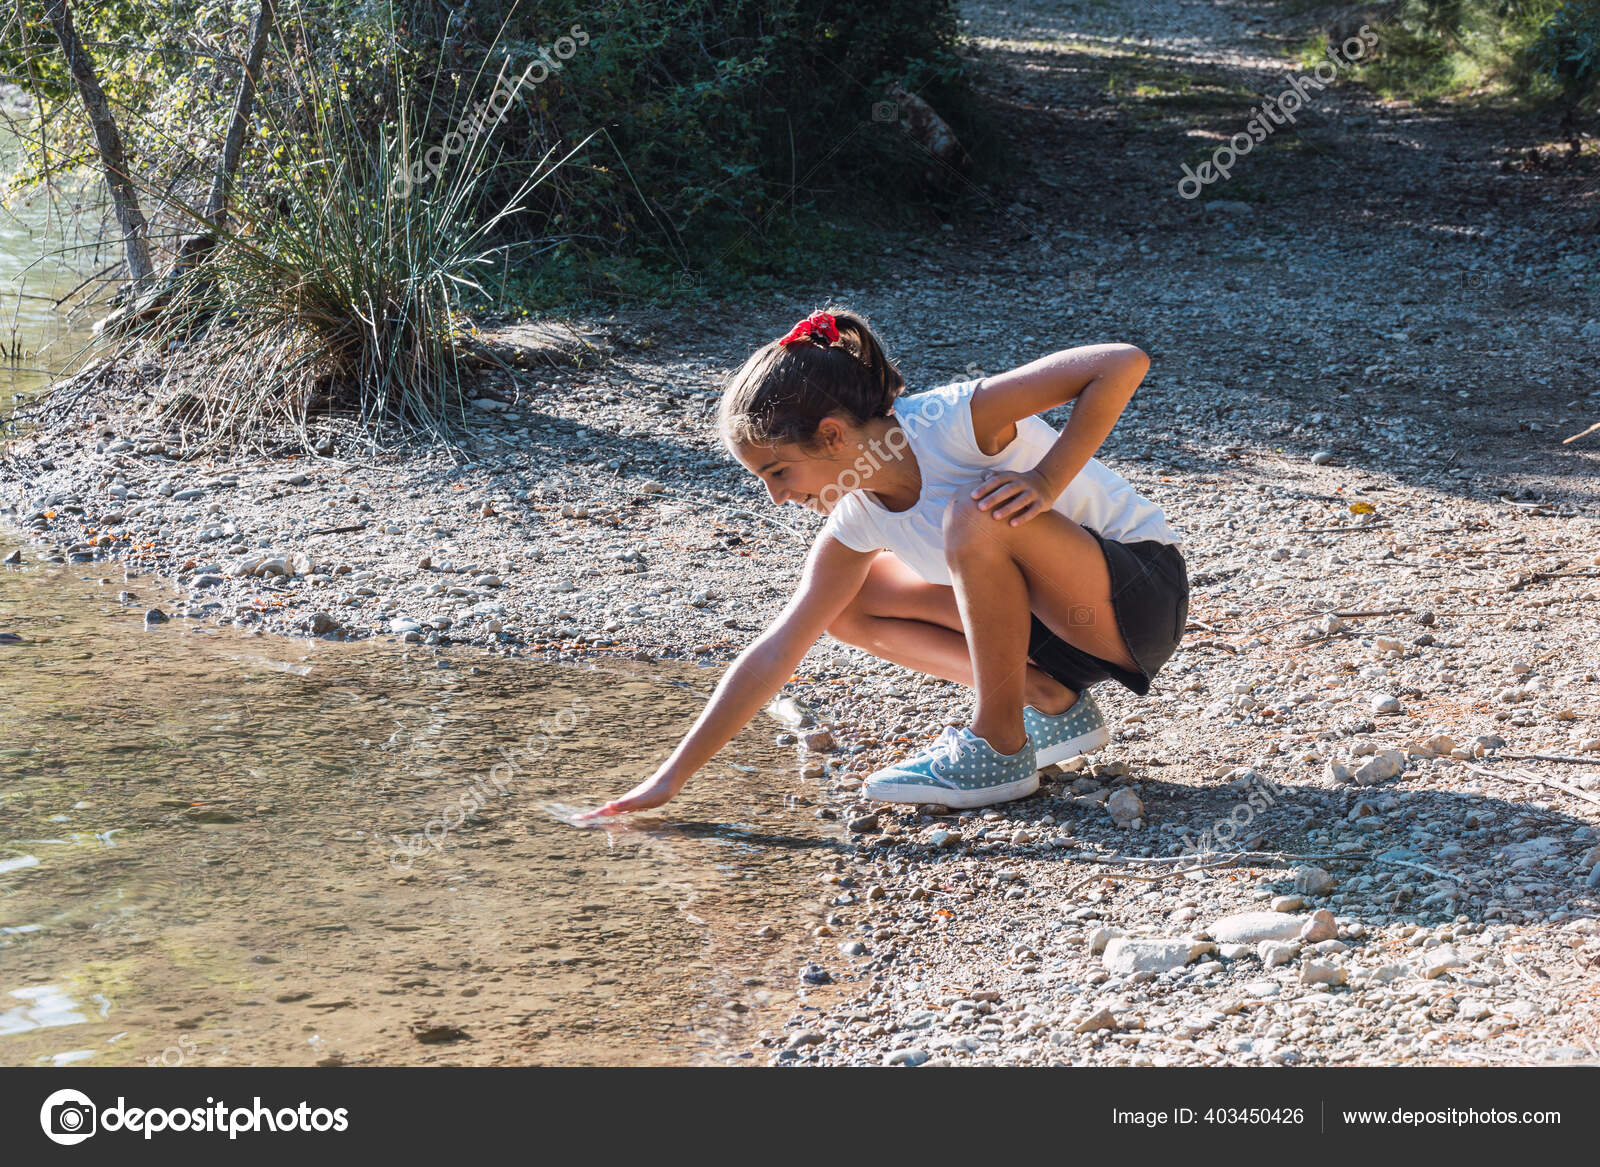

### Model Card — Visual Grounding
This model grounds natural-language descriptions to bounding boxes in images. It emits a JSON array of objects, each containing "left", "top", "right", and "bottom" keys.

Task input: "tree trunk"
[
  {"left": 205, "top": 0, "right": 276, "bottom": 230},
  {"left": 42, "top": 0, "right": 154, "bottom": 289}
]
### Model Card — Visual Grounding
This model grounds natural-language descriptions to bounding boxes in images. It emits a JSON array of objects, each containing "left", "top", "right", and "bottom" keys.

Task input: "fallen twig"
[
  {"left": 1502, "top": 753, "right": 1600, "bottom": 767},
  {"left": 1456, "top": 759, "right": 1600, "bottom": 809},
  {"left": 1501, "top": 560, "right": 1580, "bottom": 593},
  {"left": 1063, "top": 857, "right": 1243, "bottom": 897},
  {"left": 1562, "top": 420, "right": 1600, "bottom": 444},
  {"left": 1298, "top": 630, "right": 1361, "bottom": 648},
  {"left": 1375, "top": 857, "right": 1453, "bottom": 880},
  {"left": 1247, "top": 606, "right": 1411, "bottom": 638},
  {"left": 1297, "top": 522, "right": 1393, "bottom": 534},
  {"left": 1060, "top": 849, "right": 1358, "bottom": 868}
]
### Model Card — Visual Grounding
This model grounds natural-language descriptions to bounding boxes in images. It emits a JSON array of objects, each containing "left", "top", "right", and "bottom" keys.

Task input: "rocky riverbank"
[{"left": 4, "top": 0, "right": 1598, "bottom": 1066}]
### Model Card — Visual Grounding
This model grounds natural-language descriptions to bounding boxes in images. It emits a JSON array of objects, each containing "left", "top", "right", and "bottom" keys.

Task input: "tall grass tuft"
[{"left": 112, "top": 0, "right": 586, "bottom": 456}]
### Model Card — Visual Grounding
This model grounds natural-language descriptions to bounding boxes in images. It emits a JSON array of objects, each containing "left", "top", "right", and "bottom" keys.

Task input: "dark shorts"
[{"left": 1026, "top": 528, "right": 1189, "bottom": 697}]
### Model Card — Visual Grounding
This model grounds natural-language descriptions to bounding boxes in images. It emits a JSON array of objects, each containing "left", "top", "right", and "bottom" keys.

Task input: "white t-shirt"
[{"left": 820, "top": 377, "right": 1180, "bottom": 586}]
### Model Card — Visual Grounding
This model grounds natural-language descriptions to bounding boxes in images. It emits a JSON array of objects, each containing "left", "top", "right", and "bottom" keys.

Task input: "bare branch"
[
  {"left": 41, "top": 0, "right": 154, "bottom": 287},
  {"left": 206, "top": 0, "right": 275, "bottom": 230}
]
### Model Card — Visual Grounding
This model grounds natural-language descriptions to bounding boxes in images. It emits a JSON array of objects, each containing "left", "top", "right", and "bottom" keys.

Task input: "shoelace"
[{"left": 928, "top": 726, "right": 971, "bottom": 782}]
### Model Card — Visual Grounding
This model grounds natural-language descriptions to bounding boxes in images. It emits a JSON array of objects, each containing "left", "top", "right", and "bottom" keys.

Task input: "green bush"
[
  {"left": 1, "top": 0, "right": 984, "bottom": 449},
  {"left": 1526, "top": 0, "right": 1600, "bottom": 103},
  {"left": 391, "top": 0, "right": 983, "bottom": 306},
  {"left": 1344, "top": 0, "right": 1572, "bottom": 100},
  {"left": 101, "top": 2, "right": 577, "bottom": 452}
]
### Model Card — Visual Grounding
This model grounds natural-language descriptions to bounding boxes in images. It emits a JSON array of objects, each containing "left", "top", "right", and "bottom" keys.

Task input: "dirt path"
[{"left": 3, "top": 0, "right": 1598, "bottom": 1066}]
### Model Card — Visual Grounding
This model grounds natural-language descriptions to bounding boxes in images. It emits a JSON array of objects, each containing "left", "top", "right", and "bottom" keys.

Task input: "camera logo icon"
[
  {"left": 871, "top": 100, "right": 899, "bottom": 123},
  {"left": 40, "top": 1088, "right": 97, "bottom": 1145}
]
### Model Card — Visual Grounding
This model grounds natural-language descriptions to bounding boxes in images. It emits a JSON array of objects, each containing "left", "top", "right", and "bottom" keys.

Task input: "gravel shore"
[{"left": 3, "top": 0, "right": 1598, "bottom": 1066}]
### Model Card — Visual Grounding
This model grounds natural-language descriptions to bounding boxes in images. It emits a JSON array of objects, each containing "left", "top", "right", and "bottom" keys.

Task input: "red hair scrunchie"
[{"left": 778, "top": 311, "right": 841, "bottom": 348}]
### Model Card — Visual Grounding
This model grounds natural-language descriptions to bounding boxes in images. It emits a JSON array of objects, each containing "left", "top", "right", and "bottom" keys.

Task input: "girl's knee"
[{"left": 941, "top": 485, "right": 994, "bottom": 549}]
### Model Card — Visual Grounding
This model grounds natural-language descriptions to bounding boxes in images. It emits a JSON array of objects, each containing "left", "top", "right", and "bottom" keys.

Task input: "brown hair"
[{"left": 718, "top": 304, "right": 905, "bottom": 454}]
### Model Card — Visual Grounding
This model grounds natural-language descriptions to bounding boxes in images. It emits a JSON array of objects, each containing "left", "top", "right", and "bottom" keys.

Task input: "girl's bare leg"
[
  {"left": 825, "top": 552, "right": 1078, "bottom": 715},
  {"left": 940, "top": 484, "right": 1138, "bottom": 754}
]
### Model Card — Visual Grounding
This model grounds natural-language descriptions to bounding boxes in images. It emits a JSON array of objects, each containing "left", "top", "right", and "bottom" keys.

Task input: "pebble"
[
  {"left": 885, "top": 1047, "right": 929, "bottom": 1066},
  {"left": 1087, "top": 926, "right": 1123, "bottom": 954},
  {"left": 1421, "top": 947, "right": 1464, "bottom": 979},
  {"left": 1106, "top": 787, "right": 1143, "bottom": 828},
  {"left": 1259, "top": 940, "right": 1299, "bottom": 968},
  {"left": 801, "top": 728, "right": 835, "bottom": 752},
  {"left": 1293, "top": 865, "right": 1335, "bottom": 895},
  {"left": 1270, "top": 894, "right": 1306, "bottom": 913},
  {"left": 1299, "top": 909, "right": 1338, "bottom": 944},
  {"left": 1300, "top": 961, "right": 1347, "bottom": 987},
  {"left": 1354, "top": 749, "right": 1406, "bottom": 786},
  {"left": 1073, "top": 1008, "right": 1118, "bottom": 1034},
  {"left": 144, "top": 608, "right": 170, "bottom": 625}
]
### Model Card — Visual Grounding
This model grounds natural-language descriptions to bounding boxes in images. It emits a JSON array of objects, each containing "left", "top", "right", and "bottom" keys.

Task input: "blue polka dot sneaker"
[
  {"left": 1024, "top": 688, "right": 1109, "bottom": 767},
  {"left": 862, "top": 725, "right": 1039, "bottom": 809}
]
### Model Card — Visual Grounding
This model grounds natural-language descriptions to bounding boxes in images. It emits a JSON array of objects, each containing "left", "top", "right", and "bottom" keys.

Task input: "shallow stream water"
[
  {"left": 0, "top": 548, "right": 839, "bottom": 1066},
  {"left": 0, "top": 105, "right": 109, "bottom": 418}
]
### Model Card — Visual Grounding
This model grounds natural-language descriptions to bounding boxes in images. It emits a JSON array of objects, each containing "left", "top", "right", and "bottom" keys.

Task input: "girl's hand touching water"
[
  {"left": 582, "top": 770, "right": 685, "bottom": 818},
  {"left": 578, "top": 533, "right": 876, "bottom": 824}
]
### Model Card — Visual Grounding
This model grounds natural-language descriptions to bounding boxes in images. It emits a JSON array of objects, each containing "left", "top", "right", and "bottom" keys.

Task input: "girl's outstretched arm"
[{"left": 585, "top": 534, "right": 875, "bottom": 817}]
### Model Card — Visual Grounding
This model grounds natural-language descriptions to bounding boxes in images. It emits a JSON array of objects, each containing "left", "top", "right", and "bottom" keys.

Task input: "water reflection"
[{"left": 0, "top": 985, "right": 88, "bottom": 1035}]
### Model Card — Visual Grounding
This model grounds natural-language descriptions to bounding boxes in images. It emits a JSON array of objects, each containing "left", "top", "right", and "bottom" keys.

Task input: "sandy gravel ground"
[{"left": 3, "top": 0, "right": 1598, "bottom": 1065}]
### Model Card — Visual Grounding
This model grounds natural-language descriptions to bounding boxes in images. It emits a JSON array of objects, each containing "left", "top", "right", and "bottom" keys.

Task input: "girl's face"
[{"left": 730, "top": 416, "right": 857, "bottom": 515}]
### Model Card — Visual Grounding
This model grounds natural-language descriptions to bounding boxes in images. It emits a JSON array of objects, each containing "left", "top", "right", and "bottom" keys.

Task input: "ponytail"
[{"left": 718, "top": 303, "right": 905, "bottom": 453}]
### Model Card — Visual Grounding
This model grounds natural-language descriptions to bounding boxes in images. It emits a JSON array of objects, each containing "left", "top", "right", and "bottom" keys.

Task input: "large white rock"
[
  {"left": 1210, "top": 911, "right": 1307, "bottom": 944},
  {"left": 1102, "top": 937, "right": 1213, "bottom": 974}
]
